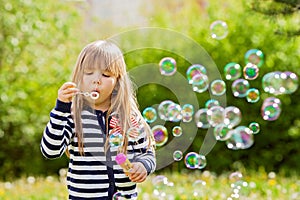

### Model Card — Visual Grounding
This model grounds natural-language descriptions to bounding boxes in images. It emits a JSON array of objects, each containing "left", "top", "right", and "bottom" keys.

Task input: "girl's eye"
[
  {"left": 102, "top": 73, "right": 110, "bottom": 77},
  {"left": 84, "top": 71, "right": 93, "bottom": 75}
]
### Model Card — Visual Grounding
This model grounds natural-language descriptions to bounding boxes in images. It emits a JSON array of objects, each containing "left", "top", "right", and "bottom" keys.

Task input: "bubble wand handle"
[{"left": 115, "top": 153, "right": 132, "bottom": 176}]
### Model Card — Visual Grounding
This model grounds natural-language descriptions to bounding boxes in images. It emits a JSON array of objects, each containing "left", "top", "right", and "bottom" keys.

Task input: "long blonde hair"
[{"left": 70, "top": 40, "right": 153, "bottom": 155}]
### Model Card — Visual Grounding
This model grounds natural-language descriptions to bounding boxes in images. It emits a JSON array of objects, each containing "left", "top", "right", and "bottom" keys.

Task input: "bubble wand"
[
  {"left": 77, "top": 91, "right": 99, "bottom": 100},
  {"left": 115, "top": 153, "right": 132, "bottom": 176}
]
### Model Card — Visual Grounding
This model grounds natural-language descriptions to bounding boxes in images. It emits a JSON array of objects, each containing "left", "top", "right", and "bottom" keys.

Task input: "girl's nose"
[{"left": 93, "top": 78, "right": 101, "bottom": 85}]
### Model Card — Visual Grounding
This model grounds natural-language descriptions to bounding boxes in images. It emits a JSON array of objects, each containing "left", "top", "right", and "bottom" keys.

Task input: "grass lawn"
[{"left": 0, "top": 169, "right": 299, "bottom": 199}]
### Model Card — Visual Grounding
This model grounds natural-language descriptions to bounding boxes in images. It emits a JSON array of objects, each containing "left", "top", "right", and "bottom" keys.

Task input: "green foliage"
[{"left": 0, "top": 0, "right": 83, "bottom": 179}]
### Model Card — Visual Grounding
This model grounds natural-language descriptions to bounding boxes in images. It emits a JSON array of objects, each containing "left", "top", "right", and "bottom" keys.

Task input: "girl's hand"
[
  {"left": 128, "top": 162, "right": 147, "bottom": 183},
  {"left": 58, "top": 82, "right": 79, "bottom": 103}
]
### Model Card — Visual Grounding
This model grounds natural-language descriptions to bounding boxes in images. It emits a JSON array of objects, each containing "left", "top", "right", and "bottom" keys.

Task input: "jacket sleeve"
[
  {"left": 129, "top": 118, "right": 156, "bottom": 175},
  {"left": 40, "top": 99, "right": 74, "bottom": 159}
]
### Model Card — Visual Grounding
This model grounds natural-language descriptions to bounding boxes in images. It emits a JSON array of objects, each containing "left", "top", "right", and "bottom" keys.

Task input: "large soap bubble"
[
  {"left": 261, "top": 97, "right": 282, "bottom": 121},
  {"left": 186, "top": 64, "right": 207, "bottom": 84},
  {"left": 231, "top": 79, "right": 250, "bottom": 98},
  {"left": 244, "top": 49, "right": 264, "bottom": 67},
  {"left": 194, "top": 108, "right": 210, "bottom": 129},
  {"left": 152, "top": 125, "right": 168, "bottom": 147},
  {"left": 224, "top": 62, "right": 242, "bottom": 80},
  {"left": 210, "top": 20, "right": 229, "bottom": 40},
  {"left": 226, "top": 126, "right": 254, "bottom": 150},
  {"left": 159, "top": 57, "right": 177, "bottom": 76}
]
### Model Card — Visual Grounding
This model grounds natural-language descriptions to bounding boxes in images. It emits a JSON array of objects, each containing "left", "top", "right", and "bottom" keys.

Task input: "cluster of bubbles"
[
  {"left": 227, "top": 172, "right": 249, "bottom": 200},
  {"left": 146, "top": 42, "right": 298, "bottom": 171}
]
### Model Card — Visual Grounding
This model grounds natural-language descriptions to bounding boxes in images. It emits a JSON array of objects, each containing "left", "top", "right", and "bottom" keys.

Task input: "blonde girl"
[{"left": 41, "top": 40, "right": 156, "bottom": 199}]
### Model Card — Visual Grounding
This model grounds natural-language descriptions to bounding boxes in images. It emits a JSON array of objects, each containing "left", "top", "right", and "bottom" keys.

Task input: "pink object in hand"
[{"left": 116, "top": 153, "right": 132, "bottom": 175}]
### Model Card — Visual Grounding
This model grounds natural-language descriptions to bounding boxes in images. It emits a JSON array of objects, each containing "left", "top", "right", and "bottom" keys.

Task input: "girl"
[{"left": 41, "top": 40, "right": 156, "bottom": 199}]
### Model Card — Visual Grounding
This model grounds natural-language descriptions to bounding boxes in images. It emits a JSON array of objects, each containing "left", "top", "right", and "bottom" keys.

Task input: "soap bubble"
[
  {"left": 184, "top": 152, "right": 206, "bottom": 169},
  {"left": 142, "top": 107, "right": 157, "bottom": 123},
  {"left": 262, "top": 71, "right": 299, "bottom": 95},
  {"left": 194, "top": 108, "right": 210, "bottom": 129},
  {"left": 192, "top": 73, "right": 210, "bottom": 93},
  {"left": 207, "top": 106, "right": 225, "bottom": 127},
  {"left": 224, "top": 106, "right": 242, "bottom": 128},
  {"left": 172, "top": 126, "right": 183, "bottom": 137},
  {"left": 210, "top": 20, "right": 229, "bottom": 40},
  {"left": 181, "top": 104, "right": 194, "bottom": 122},
  {"left": 152, "top": 125, "right": 168, "bottom": 147},
  {"left": 281, "top": 71, "right": 298, "bottom": 94},
  {"left": 231, "top": 79, "right": 250, "bottom": 98},
  {"left": 173, "top": 150, "right": 183, "bottom": 161},
  {"left": 109, "top": 131, "right": 123, "bottom": 147},
  {"left": 261, "top": 97, "right": 281, "bottom": 121},
  {"left": 158, "top": 100, "right": 174, "bottom": 121},
  {"left": 126, "top": 127, "right": 142, "bottom": 142},
  {"left": 186, "top": 64, "right": 207, "bottom": 84},
  {"left": 166, "top": 102, "right": 182, "bottom": 122},
  {"left": 214, "top": 123, "right": 232, "bottom": 141},
  {"left": 243, "top": 63, "right": 259, "bottom": 80},
  {"left": 210, "top": 79, "right": 226, "bottom": 96},
  {"left": 246, "top": 88, "right": 260, "bottom": 103},
  {"left": 152, "top": 175, "right": 169, "bottom": 197},
  {"left": 249, "top": 122, "right": 260, "bottom": 134},
  {"left": 224, "top": 62, "right": 242, "bottom": 80},
  {"left": 113, "top": 191, "right": 125, "bottom": 200},
  {"left": 159, "top": 57, "right": 177, "bottom": 76},
  {"left": 193, "top": 180, "right": 207, "bottom": 197},
  {"left": 226, "top": 126, "right": 254, "bottom": 150},
  {"left": 244, "top": 49, "right": 264, "bottom": 67},
  {"left": 205, "top": 99, "right": 220, "bottom": 109}
]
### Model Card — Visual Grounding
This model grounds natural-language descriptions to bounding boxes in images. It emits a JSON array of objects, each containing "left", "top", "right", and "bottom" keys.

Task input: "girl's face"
[{"left": 81, "top": 67, "right": 117, "bottom": 111}]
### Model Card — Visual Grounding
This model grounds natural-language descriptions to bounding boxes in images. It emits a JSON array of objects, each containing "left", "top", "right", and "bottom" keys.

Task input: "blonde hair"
[{"left": 70, "top": 40, "right": 153, "bottom": 155}]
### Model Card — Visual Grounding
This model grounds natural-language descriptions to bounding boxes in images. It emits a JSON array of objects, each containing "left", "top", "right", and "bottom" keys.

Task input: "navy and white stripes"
[{"left": 41, "top": 100, "right": 156, "bottom": 199}]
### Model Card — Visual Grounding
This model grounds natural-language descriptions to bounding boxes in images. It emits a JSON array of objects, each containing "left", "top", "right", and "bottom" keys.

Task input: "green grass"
[{"left": 0, "top": 169, "right": 299, "bottom": 200}]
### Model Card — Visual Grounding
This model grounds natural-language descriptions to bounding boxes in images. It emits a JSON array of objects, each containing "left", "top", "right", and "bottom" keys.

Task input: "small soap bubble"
[
  {"left": 193, "top": 180, "right": 207, "bottom": 197},
  {"left": 184, "top": 152, "right": 201, "bottom": 169},
  {"left": 224, "top": 106, "right": 242, "bottom": 128},
  {"left": 142, "top": 107, "right": 157, "bottom": 123},
  {"left": 226, "top": 126, "right": 254, "bottom": 150},
  {"left": 207, "top": 106, "right": 225, "bottom": 127},
  {"left": 205, "top": 99, "right": 220, "bottom": 109},
  {"left": 152, "top": 125, "right": 168, "bottom": 147},
  {"left": 224, "top": 62, "right": 242, "bottom": 80},
  {"left": 167, "top": 102, "right": 182, "bottom": 122},
  {"left": 231, "top": 79, "right": 250, "bottom": 98},
  {"left": 210, "top": 20, "right": 229, "bottom": 40},
  {"left": 246, "top": 88, "right": 260, "bottom": 103},
  {"left": 126, "top": 127, "right": 142, "bottom": 142},
  {"left": 243, "top": 63, "right": 259, "bottom": 80},
  {"left": 192, "top": 73, "right": 210, "bottom": 93},
  {"left": 198, "top": 154, "right": 207, "bottom": 169},
  {"left": 113, "top": 191, "right": 126, "bottom": 200},
  {"left": 181, "top": 104, "right": 194, "bottom": 123},
  {"left": 109, "top": 131, "right": 123, "bottom": 147},
  {"left": 249, "top": 122, "right": 260, "bottom": 134},
  {"left": 194, "top": 108, "right": 210, "bottom": 129},
  {"left": 152, "top": 175, "right": 169, "bottom": 197},
  {"left": 186, "top": 64, "right": 207, "bottom": 84},
  {"left": 173, "top": 150, "right": 183, "bottom": 161},
  {"left": 214, "top": 123, "right": 232, "bottom": 141},
  {"left": 172, "top": 126, "right": 183, "bottom": 137},
  {"left": 210, "top": 79, "right": 226, "bottom": 96},
  {"left": 159, "top": 57, "right": 177, "bottom": 76},
  {"left": 244, "top": 49, "right": 264, "bottom": 67},
  {"left": 261, "top": 97, "right": 281, "bottom": 121}
]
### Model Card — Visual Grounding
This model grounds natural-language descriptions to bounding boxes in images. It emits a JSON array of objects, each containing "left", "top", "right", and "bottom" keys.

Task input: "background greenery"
[{"left": 0, "top": 0, "right": 299, "bottom": 180}]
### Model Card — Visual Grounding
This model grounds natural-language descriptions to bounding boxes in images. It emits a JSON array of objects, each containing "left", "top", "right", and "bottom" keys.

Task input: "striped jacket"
[{"left": 41, "top": 100, "right": 156, "bottom": 199}]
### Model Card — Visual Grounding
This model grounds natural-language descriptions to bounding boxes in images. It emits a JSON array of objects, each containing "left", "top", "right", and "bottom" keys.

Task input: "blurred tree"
[
  {"left": 250, "top": 0, "right": 300, "bottom": 36},
  {"left": 0, "top": 0, "right": 83, "bottom": 179}
]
